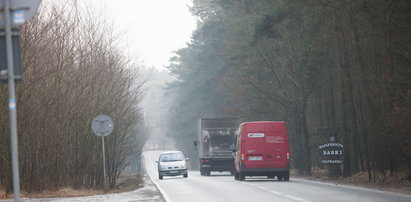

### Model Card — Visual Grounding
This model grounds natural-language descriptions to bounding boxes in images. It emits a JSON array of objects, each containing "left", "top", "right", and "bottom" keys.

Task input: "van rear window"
[
  {"left": 266, "top": 136, "right": 285, "bottom": 143},
  {"left": 247, "top": 133, "right": 265, "bottom": 138}
]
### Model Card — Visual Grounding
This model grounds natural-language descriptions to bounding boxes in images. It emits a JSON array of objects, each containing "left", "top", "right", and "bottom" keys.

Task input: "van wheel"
[
  {"left": 239, "top": 172, "right": 245, "bottom": 181},
  {"left": 284, "top": 171, "right": 290, "bottom": 181},
  {"left": 234, "top": 172, "right": 239, "bottom": 180},
  {"left": 277, "top": 175, "right": 283, "bottom": 181},
  {"left": 206, "top": 171, "right": 211, "bottom": 176}
]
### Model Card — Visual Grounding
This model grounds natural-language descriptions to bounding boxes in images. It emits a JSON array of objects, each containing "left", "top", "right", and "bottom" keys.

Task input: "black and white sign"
[{"left": 319, "top": 136, "right": 344, "bottom": 164}]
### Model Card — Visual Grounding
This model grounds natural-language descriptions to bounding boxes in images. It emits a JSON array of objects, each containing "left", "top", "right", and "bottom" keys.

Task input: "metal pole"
[
  {"left": 4, "top": 0, "right": 21, "bottom": 201},
  {"left": 101, "top": 136, "right": 107, "bottom": 193}
]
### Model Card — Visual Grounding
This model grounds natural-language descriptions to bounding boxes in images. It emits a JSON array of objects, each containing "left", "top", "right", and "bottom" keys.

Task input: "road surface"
[
  {"left": 3, "top": 150, "right": 410, "bottom": 202},
  {"left": 145, "top": 150, "right": 411, "bottom": 202}
]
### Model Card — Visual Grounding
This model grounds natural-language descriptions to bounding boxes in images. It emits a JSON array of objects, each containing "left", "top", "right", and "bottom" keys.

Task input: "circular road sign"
[{"left": 92, "top": 115, "right": 114, "bottom": 137}]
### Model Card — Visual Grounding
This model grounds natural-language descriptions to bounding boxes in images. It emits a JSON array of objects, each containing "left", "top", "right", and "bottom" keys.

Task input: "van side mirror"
[
  {"left": 193, "top": 140, "right": 198, "bottom": 150},
  {"left": 229, "top": 144, "right": 236, "bottom": 152}
]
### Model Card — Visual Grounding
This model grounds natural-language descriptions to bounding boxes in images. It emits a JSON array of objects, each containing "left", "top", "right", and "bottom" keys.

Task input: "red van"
[{"left": 232, "top": 121, "right": 290, "bottom": 181}]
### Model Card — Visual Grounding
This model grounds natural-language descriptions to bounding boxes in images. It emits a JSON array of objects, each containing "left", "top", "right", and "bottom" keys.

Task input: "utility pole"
[{"left": 1, "top": 1, "right": 43, "bottom": 200}]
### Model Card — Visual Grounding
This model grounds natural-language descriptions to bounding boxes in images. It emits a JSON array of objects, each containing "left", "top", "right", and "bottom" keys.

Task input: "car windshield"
[{"left": 160, "top": 153, "right": 184, "bottom": 162}]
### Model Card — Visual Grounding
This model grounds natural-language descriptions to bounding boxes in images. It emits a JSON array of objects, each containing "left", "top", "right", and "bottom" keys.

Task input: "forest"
[
  {"left": 0, "top": 3, "right": 146, "bottom": 193},
  {"left": 165, "top": 0, "right": 411, "bottom": 182}
]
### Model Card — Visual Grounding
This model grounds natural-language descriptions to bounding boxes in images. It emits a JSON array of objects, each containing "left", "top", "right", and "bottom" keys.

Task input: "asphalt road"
[{"left": 144, "top": 151, "right": 411, "bottom": 202}]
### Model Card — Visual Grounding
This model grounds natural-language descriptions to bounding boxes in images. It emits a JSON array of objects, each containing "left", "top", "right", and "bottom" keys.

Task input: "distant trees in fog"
[{"left": 165, "top": 0, "right": 411, "bottom": 182}]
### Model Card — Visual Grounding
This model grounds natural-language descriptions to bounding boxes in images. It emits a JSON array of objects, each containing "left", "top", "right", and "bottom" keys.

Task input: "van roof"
[
  {"left": 240, "top": 121, "right": 287, "bottom": 134},
  {"left": 240, "top": 121, "right": 285, "bottom": 126}
]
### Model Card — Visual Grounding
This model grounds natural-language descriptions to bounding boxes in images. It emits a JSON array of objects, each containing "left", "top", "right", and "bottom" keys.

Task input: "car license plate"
[
  {"left": 170, "top": 171, "right": 178, "bottom": 173},
  {"left": 248, "top": 156, "right": 262, "bottom": 161}
]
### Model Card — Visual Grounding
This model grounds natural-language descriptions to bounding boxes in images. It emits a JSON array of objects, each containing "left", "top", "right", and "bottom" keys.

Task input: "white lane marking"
[
  {"left": 231, "top": 179, "right": 311, "bottom": 202},
  {"left": 269, "top": 190, "right": 282, "bottom": 195},
  {"left": 285, "top": 195, "right": 306, "bottom": 201},
  {"left": 293, "top": 178, "right": 411, "bottom": 199},
  {"left": 143, "top": 153, "right": 172, "bottom": 202}
]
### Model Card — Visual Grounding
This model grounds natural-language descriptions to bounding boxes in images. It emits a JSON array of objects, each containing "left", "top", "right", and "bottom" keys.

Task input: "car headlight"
[
  {"left": 181, "top": 164, "right": 186, "bottom": 169},
  {"left": 160, "top": 165, "right": 167, "bottom": 170}
]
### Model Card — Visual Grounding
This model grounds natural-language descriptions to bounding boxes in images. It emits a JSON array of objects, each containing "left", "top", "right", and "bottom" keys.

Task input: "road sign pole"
[
  {"left": 4, "top": 0, "right": 21, "bottom": 201},
  {"left": 5, "top": 1, "right": 20, "bottom": 201},
  {"left": 91, "top": 115, "right": 113, "bottom": 194},
  {"left": 101, "top": 135, "right": 107, "bottom": 193}
]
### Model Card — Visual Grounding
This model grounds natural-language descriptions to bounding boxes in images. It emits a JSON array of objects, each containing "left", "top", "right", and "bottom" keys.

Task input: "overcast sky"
[
  {"left": 102, "top": 0, "right": 196, "bottom": 69},
  {"left": 43, "top": 0, "right": 196, "bottom": 69}
]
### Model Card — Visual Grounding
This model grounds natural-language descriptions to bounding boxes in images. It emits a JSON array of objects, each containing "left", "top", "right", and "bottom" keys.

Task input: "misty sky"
[
  {"left": 99, "top": 0, "right": 197, "bottom": 69},
  {"left": 43, "top": 0, "right": 197, "bottom": 69}
]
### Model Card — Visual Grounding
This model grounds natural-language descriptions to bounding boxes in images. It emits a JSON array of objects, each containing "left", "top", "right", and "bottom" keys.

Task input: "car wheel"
[
  {"left": 159, "top": 175, "right": 163, "bottom": 180},
  {"left": 268, "top": 175, "right": 275, "bottom": 179},
  {"left": 183, "top": 173, "right": 188, "bottom": 178}
]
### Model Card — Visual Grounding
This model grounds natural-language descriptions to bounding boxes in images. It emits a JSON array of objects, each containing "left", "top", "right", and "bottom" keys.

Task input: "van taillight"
[
  {"left": 241, "top": 153, "right": 245, "bottom": 160},
  {"left": 286, "top": 152, "right": 290, "bottom": 160},
  {"left": 201, "top": 159, "right": 209, "bottom": 163}
]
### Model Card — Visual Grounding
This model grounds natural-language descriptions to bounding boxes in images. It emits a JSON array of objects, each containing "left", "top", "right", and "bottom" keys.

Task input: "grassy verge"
[
  {"left": 0, "top": 174, "right": 144, "bottom": 199},
  {"left": 292, "top": 168, "right": 411, "bottom": 196}
]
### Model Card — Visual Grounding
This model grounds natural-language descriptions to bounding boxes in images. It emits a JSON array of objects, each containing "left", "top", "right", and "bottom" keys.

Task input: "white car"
[{"left": 156, "top": 151, "right": 189, "bottom": 179}]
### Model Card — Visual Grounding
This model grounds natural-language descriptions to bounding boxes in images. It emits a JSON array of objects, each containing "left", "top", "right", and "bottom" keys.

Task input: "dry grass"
[{"left": 0, "top": 174, "right": 144, "bottom": 199}]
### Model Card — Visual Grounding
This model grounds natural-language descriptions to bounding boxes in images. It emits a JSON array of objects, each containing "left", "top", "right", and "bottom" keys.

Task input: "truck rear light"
[
  {"left": 286, "top": 152, "right": 290, "bottom": 160},
  {"left": 241, "top": 153, "right": 245, "bottom": 160}
]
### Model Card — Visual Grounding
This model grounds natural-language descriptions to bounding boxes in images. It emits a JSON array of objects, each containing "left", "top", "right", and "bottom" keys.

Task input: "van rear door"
[
  {"left": 264, "top": 123, "right": 288, "bottom": 168},
  {"left": 243, "top": 124, "right": 266, "bottom": 169}
]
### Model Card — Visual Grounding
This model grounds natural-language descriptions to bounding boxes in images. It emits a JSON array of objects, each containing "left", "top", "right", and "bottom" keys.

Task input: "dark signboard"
[
  {"left": 319, "top": 136, "right": 344, "bottom": 164},
  {"left": 0, "top": 34, "right": 22, "bottom": 82},
  {"left": 319, "top": 136, "right": 343, "bottom": 176}
]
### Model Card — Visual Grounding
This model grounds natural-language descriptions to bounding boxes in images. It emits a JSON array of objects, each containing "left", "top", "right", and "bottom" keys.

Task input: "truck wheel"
[
  {"left": 230, "top": 170, "right": 235, "bottom": 176},
  {"left": 239, "top": 172, "right": 245, "bottom": 181},
  {"left": 234, "top": 172, "right": 239, "bottom": 180},
  {"left": 284, "top": 171, "right": 290, "bottom": 181}
]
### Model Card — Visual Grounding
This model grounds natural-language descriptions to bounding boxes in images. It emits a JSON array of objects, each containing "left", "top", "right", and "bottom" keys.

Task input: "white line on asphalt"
[
  {"left": 144, "top": 155, "right": 171, "bottom": 202},
  {"left": 233, "top": 180, "right": 311, "bottom": 202},
  {"left": 285, "top": 195, "right": 306, "bottom": 201},
  {"left": 269, "top": 190, "right": 282, "bottom": 195},
  {"left": 293, "top": 178, "right": 411, "bottom": 199}
]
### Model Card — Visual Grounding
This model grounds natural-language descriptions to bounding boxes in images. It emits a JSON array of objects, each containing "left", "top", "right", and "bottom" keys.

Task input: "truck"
[{"left": 194, "top": 118, "right": 242, "bottom": 176}]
